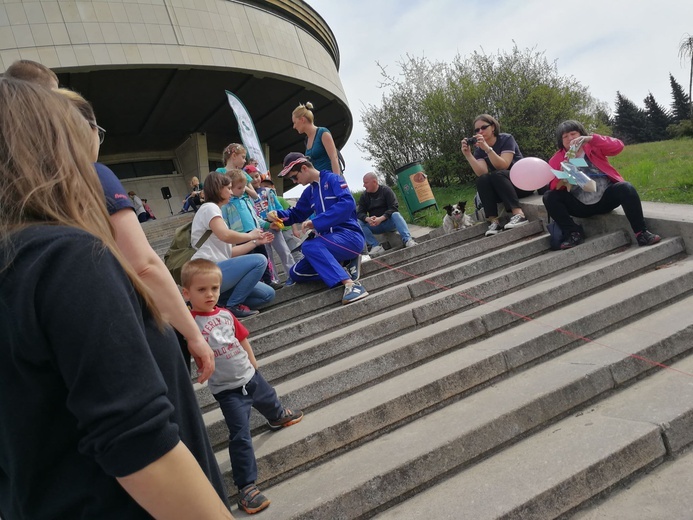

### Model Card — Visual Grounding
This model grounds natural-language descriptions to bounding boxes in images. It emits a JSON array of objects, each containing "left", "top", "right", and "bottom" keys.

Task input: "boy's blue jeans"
[
  {"left": 213, "top": 370, "right": 283, "bottom": 490},
  {"left": 358, "top": 212, "right": 412, "bottom": 248}
]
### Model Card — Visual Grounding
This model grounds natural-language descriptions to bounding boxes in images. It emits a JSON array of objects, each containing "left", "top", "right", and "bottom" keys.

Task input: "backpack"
[{"left": 163, "top": 222, "right": 212, "bottom": 285}]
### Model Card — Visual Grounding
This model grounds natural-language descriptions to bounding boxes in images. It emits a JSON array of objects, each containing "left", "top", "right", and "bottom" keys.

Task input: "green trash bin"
[{"left": 395, "top": 161, "right": 437, "bottom": 219}]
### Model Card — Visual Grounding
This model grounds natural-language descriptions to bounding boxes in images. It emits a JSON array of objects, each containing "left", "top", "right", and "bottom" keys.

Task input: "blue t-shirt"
[
  {"left": 95, "top": 162, "right": 134, "bottom": 215},
  {"left": 473, "top": 133, "right": 523, "bottom": 172}
]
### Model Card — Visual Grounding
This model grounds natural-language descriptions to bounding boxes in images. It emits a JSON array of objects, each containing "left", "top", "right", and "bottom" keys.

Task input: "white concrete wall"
[{"left": 0, "top": 0, "right": 347, "bottom": 104}]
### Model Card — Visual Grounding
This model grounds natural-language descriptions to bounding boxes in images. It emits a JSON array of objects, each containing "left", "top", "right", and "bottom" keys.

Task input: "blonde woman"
[
  {"left": 182, "top": 175, "right": 204, "bottom": 213},
  {"left": 292, "top": 102, "right": 342, "bottom": 175},
  {"left": 0, "top": 78, "right": 232, "bottom": 517}
]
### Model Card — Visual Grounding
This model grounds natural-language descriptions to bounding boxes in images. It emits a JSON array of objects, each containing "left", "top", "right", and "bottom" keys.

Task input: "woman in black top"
[
  {"left": 0, "top": 79, "right": 232, "bottom": 518},
  {"left": 461, "top": 114, "right": 533, "bottom": 236}
]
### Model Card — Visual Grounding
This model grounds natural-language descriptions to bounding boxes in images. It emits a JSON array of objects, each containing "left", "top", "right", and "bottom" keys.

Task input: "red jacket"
[{"left": 548, "top": 134, "right": 625, "bottom": 190}]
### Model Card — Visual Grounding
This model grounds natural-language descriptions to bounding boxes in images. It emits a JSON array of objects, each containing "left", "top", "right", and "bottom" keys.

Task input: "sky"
[{"left": 284, "top": 0, "right": 693, "bottom": 196}]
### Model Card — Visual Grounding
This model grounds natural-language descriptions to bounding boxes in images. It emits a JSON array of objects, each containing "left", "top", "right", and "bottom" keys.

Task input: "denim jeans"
[
  {"left": 358, "top": 211, "right": 412, "bottom": 248},
  {"left": 217, "top": 254, "right": 275, "bottom": 308},
  {"left": 213, "top": 371, "right": 284, "bottom": 490}
]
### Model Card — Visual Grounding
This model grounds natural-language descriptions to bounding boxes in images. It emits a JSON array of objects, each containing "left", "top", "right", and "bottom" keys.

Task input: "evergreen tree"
[
  {"left": 644, "top": 92, "right": 672, "bottom": 140},
  {"left": 613, "top": 91, "right": 649, "bottom": 144},
  {"left": 670, "top": 74, "right": 691, "bottom": 122}
]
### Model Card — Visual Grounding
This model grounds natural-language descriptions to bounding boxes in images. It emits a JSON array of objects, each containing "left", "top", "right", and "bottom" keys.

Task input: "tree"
[
  {"left": 679, "top": 33, "right": 693, "bottom": 118},
  {"left": 613, "top": 91, "right": 649, "bottom": 144},
  {"left": 643, "top": 92, "right": 672, "bottom": 140},
  {"left": 670, "top": 74, "right": 691, "bottom": 122},
  {"left": 358, "top": 46, "right": 601, "bottom": 185}
]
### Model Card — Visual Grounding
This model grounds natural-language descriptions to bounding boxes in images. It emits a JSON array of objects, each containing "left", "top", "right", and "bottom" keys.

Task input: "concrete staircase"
[{"left": 145, "top": 196, "right": 693, "bottom": 519}]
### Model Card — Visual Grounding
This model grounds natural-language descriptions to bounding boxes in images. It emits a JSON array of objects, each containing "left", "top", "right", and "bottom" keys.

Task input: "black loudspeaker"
[{"left": 161, "top": 186, "right": 171, "bottom": 199}]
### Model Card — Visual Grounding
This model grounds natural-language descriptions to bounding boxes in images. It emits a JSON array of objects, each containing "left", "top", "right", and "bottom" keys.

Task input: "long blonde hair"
[{"left": 0, "top": 77, "right": 160, "bottom": 320}]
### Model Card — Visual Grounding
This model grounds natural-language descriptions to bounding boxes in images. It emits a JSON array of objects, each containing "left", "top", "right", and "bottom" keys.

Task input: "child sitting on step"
[
  {"left": 181, "top": 258, "right": 304, "bottom": 515},
  {"left": 222, "top": 169, "right": 282, "bottom": 290},
  {"left": 246, "top": 165, "right": 296, "bottom": 281}
]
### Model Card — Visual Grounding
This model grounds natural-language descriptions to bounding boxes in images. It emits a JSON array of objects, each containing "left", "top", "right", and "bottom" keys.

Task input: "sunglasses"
[
  {"left": 90, "top": 122, "right": 106, "bottom": 144},
  {"left": 474, "top": 124, "right": 492, "bottom": 133}
]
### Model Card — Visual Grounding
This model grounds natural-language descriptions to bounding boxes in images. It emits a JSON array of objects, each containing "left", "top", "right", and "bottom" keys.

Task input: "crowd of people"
[{"left": 0, "top": 59, "right": 663, "bottom": 518}]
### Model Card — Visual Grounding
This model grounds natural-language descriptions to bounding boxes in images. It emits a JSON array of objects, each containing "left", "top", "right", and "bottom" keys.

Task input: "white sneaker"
[
  {"left": 369, "top": 245, "right": 385, "bottom": 256},
  {"left": 485, "top": 221, "right": 502, "bottom": 236},
  {"left": 405, "top": 238, "right": 418, "bottom": 248}
]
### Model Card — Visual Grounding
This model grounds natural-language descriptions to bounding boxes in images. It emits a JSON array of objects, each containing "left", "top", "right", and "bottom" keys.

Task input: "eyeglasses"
[
  {"left": 90, "top": 122, "right": 106, "bottom": 144},
  {"left": 474, "top": 124, "right": 492, "bottom": 133}
]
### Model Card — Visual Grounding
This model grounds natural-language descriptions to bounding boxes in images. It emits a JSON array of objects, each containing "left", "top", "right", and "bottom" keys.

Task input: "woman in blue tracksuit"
[{"left": 269, "top": 152, "right": 368, "bottom": 305}]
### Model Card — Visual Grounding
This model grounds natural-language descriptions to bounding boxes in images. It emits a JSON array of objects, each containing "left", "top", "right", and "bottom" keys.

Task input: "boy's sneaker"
[
  {"left": 369, "top": 244, "right": 386, "bottom": 257},
  {"left": 485, "top": 220, "right": 502, "bottom": 236},
  {"left": 267, "top": 408, "right": 304, "bottom": 430},
  {"left": 227, "top": 305, "right": 259, "bottom": 319},
  {"left": 504, "top": 214, "right": 528, "bottom": 229},
  {"left": 342, "top": 282, "right": 368, "bottom": 304},
  {"left": 636, "top": 230, "right": 661, "bottom": 246},
  {"left": 284, "top": 277, "right": 296, "bottom": 287},
  {"left": 405, "top": 238, "right": 418, "bottom": 248},
  {"left": 560, "top": 231, "right": 585, "bottom": 250},
  {"left": 345, "top": 255, "right": 362, "bottom": 281},
  {"left": 238, "top": 483, "right": 270, "bottom": 514}
]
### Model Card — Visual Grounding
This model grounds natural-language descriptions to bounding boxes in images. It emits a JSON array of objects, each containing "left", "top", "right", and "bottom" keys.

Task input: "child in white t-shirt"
[{"left": 181, "top": 258, "right": 303, "bottom": 514}]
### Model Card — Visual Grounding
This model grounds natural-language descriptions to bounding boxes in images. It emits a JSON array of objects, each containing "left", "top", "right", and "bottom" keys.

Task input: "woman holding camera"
[{"left": 461, "top": 114, "right": 533, "bottom": 236}]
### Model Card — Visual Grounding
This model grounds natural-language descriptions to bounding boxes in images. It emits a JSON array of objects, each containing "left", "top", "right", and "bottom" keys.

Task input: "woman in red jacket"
[{"left": 543, "top": 120, "right": 661, "bottom": 249}]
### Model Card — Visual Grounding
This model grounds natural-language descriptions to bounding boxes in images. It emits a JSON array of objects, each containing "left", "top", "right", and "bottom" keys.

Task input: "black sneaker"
[
  {"left": 504, "top": 213, "right": 529, "bottom": 229},
  {"left": 267, "top": 408, "right": 304, "bottom": 430},
  {"left": 560, "top": 231, "right": 585, "bottom": 249},
  {"left": 238, "top": 483, "right": 270, "bottom": 514},
  {"left": 636, "top": 230, "right": 661, "bottom": 246},
  {"left": 269, "top": 281, "right": 284, "bottom": 290},
  {"left": 227, "top": 305, "right": 259, "bottom": 319}
]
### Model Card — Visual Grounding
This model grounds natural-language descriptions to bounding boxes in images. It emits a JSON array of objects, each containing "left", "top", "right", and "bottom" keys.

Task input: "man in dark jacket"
[{"left": 357, "top": 172, "right": 417, "bottom": 256}]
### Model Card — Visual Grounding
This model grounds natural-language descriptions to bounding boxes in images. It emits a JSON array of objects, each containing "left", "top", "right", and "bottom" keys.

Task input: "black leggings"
[
  {"left": 477, "top": 170, "right": 533, "bottom": 219},
  {"left": 542, "top": 181, "right": 646, "bottom": 235}
]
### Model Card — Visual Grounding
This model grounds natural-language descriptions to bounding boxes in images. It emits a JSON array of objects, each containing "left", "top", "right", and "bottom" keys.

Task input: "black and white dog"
[{"left": 443, "top": 201, "right": 474, "bottom": 233}]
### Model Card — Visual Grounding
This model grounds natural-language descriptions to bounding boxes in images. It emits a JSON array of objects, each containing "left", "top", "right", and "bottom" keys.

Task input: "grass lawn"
[{"left": 367, "top": 137, "right": 693, "bottom": 228}]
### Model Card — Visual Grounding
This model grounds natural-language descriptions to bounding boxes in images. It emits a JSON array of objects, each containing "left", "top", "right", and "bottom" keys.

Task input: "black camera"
[{"left": 465, "top": 137, "right": 477, "bottom": 147}]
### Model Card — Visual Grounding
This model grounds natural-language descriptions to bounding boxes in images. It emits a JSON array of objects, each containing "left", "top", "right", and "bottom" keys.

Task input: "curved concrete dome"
[{"left": 0, "top": 0, "right": 351, "bottom": 203}]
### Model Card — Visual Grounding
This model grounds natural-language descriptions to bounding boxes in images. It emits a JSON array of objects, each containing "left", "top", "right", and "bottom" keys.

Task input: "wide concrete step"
[
  {"left": 195, "top": 232, "right": 668, "bottom": 412},
  {"left": 263, "top": 224, "right": 488, "bottom": 310},
  {"left": 572, "top": 432, "right": 693, "bottom": 520},
  {"left": 252, "top": 285, "right": 693, "bottom": 519},
  {"left": 377, "top": 339, "right": 693, "bottom": 520},
  {"left": 252, "top": 234, "right": 681, "bottom": 385},
  {"left": 249, "top": 224, "right": 593, "bottom": 351},
  {"left": 211, "top": 256, "right": 693, "bottom": 498},
  {"left": 248, "top": 222, "right": 544, "bottom": 335}
]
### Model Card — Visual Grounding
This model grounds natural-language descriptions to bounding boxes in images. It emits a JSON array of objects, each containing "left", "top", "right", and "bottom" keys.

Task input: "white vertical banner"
[{"left": 225, "top": 90, "right": 268, "bottom": 174}]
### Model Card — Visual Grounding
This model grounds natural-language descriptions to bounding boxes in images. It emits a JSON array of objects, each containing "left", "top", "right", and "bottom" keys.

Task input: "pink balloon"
[{"left": 510, "top": 157, "right": 555, "bottom": 191}]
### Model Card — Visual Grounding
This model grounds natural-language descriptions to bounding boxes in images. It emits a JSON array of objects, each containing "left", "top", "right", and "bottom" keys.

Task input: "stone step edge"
[
  {"left": 210, "top": 261, "right": 693, "bottom": 489},
  {"left": 252, "top": 298, "right": 693, "bottom": 519}
]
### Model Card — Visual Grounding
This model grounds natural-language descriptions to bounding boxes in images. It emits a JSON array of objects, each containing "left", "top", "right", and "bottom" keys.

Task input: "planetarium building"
[{"left": 0, "top": 0, "right": 351, "bottom": 215}]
